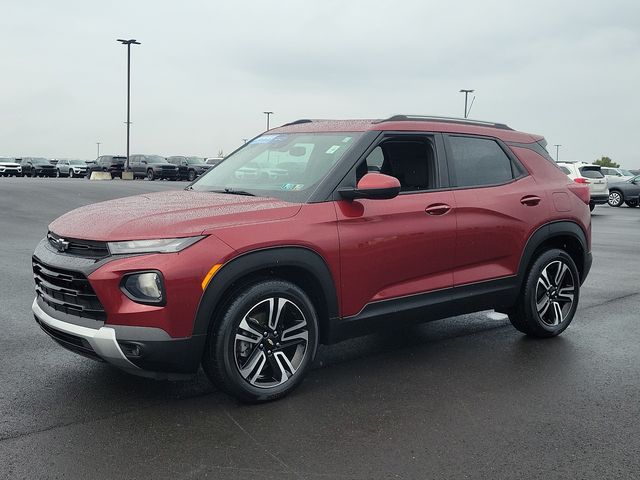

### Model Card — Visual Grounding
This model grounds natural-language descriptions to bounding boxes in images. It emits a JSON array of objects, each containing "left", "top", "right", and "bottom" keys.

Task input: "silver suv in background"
[
  {"left": 557, "top": 162, "right": 608, "bottom": 211},
  {"left": 56, "top": 159, "right": 88, "bottom": 178},
  {"left": 600, "top": 167, "right": 634, "bottom": 184}
]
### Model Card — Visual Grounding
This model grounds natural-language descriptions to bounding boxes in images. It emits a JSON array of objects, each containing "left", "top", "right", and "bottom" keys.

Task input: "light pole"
[
  {"left": 96, "top": 142, "right": 101, "bottom": 158},
  {"left": 263, "top": 111, "right": 273, "bottom": 131},
  {"left": 554, "top": 144, "right": 561, "bottom": 162},
  {"left": 459, "top": 89, "right": 475, "bottom": 118},
  {"left": 117, "top": 38, "right": 141, "bottom": 171}
]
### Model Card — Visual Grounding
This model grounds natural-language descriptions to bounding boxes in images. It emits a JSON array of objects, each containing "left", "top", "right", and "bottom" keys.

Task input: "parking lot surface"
[{"left": 1, "top": 178, "right": 639, "bottom": 479}]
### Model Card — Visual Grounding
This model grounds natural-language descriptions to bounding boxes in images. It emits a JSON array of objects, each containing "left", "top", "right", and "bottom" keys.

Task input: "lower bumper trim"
[{"left": 32, "top": 298, "right": 139, "bottom": 370}]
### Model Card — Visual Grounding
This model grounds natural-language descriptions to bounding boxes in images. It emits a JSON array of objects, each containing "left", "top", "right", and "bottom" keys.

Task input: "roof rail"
[
  {"left": 375, "top": 115, "right": 513, "bottom": 131},
  {"left": 281, "top": 119, "right": 313, "bottom": 127}
]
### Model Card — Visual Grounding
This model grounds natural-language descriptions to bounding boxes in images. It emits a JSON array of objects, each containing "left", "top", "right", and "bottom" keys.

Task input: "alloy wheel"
[
  {"left": 535, "top": 260, "right": 575, "bottom": 326},
  {"left": 608, "top": 191, "right": 622, "bottom": 207},
  {"left": 234, "top": 297, "right": 309, "bottom": 389}
]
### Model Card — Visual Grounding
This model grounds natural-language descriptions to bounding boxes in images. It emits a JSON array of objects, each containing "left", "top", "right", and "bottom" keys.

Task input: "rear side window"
[
  {"left": 559, "top": 166, "right": 571, "bottom": 175},
  {"left": 579, "top": 168, "right": 604, "bottom": 179},
  {"left": 448, "top": 136, "right": 518, "bottom": 187}
]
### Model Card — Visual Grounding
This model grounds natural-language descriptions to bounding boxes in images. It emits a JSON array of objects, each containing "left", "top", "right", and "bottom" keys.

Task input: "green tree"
[{"left": 593, "top": 156, "right": 619, "bottom": 168}]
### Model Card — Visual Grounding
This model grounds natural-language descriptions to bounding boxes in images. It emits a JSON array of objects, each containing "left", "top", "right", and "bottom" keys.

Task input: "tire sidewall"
[
  {"left": 525, "top": 249, "right": 580, "bottom": 336},
  {"left": 212, "top": 280, "right": 318, "bottom": 402}
]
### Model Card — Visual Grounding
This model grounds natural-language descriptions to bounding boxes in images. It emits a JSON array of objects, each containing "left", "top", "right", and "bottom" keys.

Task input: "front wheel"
[
  {"left": 625, "top": 199, "right": 638, "bottom": 208},
  {"left": 147, "top": 169, "right": 155, "bottom": 181},
  {"left": 608, "top": 191, "right": 623, "bottom": 207},
  {"left": 508, "top": 249, "right": 579, "bottom": 338},
  {"left": 202, "top": 280, "right": 319, "bottom": 403},
  {"left": 188, "top": 169, "right": 197, "bottom": 182}
]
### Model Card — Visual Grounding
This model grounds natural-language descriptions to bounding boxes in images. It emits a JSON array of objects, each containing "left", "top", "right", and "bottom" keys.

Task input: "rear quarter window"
[{"left": 448, "top": 136, "right": 518, "bottom": 187}]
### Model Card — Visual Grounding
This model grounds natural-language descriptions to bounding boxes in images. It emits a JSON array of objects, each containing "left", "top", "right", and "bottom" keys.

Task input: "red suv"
[{"left": 32, "top": 116, "right": 592, "bottom": 402}]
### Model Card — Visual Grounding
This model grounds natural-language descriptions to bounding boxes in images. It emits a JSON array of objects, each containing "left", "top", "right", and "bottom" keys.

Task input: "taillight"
[{"left": 574, "top": 177, "right": 590, "bottom": 184}]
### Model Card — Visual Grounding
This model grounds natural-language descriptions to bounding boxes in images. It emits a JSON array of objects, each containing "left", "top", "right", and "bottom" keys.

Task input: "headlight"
[
  {"left": 108, "top": 236, "right": 204, "bottom": 254},
  {"left": 121, "top": 271, "right": 165, "bottom": 305}
]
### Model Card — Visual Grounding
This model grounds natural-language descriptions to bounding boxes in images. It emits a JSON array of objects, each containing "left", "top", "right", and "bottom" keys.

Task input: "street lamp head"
[
  {"left": 459, "top": 89, "right": 475, "bottom": 93},
  {"left": 117, "top": 39, "right": 141, "bottom": 45},
  {"left": 263, "top": 111, "right": 273, "bottom": 115}
]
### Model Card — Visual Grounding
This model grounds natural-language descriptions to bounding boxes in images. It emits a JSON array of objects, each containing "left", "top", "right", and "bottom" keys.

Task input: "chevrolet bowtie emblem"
[{"left": 48, "top": 235, "right": 70, "bottom": 252}]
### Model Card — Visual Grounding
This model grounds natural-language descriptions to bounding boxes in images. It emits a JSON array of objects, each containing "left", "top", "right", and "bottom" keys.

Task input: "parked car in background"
[
  {"left": 86, "top": 155, "right": 127, "bottom": 179},
  {"left": 205, "top": 157, "right": 224, "bottom": 167},
  {"left": 600, "top": 167, "right": 634, "bottom": 184},
  {"left": 629, "top": 169, "right": 640, "bottom": 176},
  {"left": 129, "top": 154, "right": 179, "bottom": 180},
  {"left": 606, "top": 175, "right": 640, "bottom": 207},
  {"left": 557, "top": 162, "right": 608, "bottom": 211},
  {"left": 34, "top": 115, "right": 593, "bottom": 402},
  {"left": 0, "top": 157, "right": 23, "bottom": 177},
  {"left": 56, "top": 159, "right": 88, "bottom": 178},
  {"left": 20, "top": 157, "right": 56, "bottom": 177},
  {"left": 167, "top": 156, "right": 210, "bottom": 181}
]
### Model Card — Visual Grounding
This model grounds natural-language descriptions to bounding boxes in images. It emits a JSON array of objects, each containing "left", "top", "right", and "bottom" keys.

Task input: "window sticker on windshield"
[
  {"left": 342, "top": 137, "right": 352, "bottom": 143},
  {"left": 252, "top": 134, "right": 283, "bottom": 144},
  {"left": 326, "top": 145, "right": 341, "bottom": 154},
  {"left": 281, "top": 183, "right": 304, "bottom": 191}
]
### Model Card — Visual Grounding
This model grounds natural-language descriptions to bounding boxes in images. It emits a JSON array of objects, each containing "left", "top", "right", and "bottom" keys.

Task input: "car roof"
[{"left": 269, "top": 116, "right": 544, "bottom": 144}]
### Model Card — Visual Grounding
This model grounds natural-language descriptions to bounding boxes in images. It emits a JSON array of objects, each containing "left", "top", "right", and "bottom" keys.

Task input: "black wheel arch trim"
[
  {"left": 191, "top": 246, "right": 340, "bottom": 342},
  {"left": 517, "top": 220, "right": 590, "bottom": 285}
]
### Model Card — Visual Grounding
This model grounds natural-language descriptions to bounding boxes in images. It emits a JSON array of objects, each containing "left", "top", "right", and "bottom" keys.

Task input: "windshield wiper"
[{"left": 211, "top": 188, "right": 256, "bottom": 196}]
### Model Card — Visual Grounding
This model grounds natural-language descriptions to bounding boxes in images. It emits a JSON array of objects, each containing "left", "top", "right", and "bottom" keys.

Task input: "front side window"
[
  {"left": 192, "top": 132, "right": 362, "bottom": 202},
  {"left": 448, "top": 136, "right": 517, "bottom": 188},
  {"left": 359, "top": 137, "right": 437, "bottom": 191}
]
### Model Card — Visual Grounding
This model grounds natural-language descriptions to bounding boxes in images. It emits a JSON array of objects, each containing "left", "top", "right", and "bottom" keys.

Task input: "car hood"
[
  {"left": 49, "top": 190, "right": 302, "bottom": 241},
  {"left": 0, "top": 161, "right": 20, "bottom": 167}
]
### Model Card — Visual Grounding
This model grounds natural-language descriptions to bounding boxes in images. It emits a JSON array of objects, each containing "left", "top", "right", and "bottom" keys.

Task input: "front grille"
[
  {"left": 36, "top": 317, "right": 102, "bottom": 360},
  {"left": 48, "top": 232, "right": 110, "bottom": 259},
  {"left": 33, "top": 257, "right": 106, "bottom": 321},
  {"left": 161, "top": 165, "right": 176, "bottom": 170}
]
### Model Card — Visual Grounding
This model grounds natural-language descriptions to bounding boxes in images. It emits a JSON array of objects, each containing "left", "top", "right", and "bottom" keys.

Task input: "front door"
[{"left": 335, "top": 134, "right": 456, "bottom": 318}]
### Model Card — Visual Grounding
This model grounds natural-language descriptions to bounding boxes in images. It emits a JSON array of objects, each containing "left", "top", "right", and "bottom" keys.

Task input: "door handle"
[
  {"left": 520, "top": 195, "right": 541, "bottom": 206},
  {"left": 425, "top": 204, "right": 452, "bottom": 216}
]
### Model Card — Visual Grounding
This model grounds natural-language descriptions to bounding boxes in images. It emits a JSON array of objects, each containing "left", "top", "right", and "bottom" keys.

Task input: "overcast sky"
[{"left": 1, "top": 0, "right": 639, "bottom": 167}]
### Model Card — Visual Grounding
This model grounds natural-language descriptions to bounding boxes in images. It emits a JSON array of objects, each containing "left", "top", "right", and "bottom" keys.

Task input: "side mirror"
[
  {"left": 141, "top": 160, "right": 147, "bottom": 164},
  {"left": 339, "top": 173, "right": 401, "bottom": 200}
]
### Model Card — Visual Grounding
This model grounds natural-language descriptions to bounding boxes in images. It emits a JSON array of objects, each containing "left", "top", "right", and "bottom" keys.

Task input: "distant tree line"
[{"left": 593, "top": 156, "right": 619, "bottom": 168}]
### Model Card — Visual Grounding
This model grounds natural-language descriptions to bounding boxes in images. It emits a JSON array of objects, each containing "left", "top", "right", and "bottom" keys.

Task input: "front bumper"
[{"left": 33, "top": 297, "right": 204, "bottom": 378}]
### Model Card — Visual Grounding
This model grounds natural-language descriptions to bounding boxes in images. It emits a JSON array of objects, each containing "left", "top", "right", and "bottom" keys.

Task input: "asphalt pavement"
[{"left": 1, "top": 177, "right": 639, "bottom": 479}]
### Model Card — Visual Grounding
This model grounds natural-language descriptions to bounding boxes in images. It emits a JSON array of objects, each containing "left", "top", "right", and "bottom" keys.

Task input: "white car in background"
[
  {"left": 600, "top": 167, "right": 634, "bottom": 184},
  {"left": 0, "top": 158, "right": 23, "bottom": 177},
  {"left": 557, "top": 162, "right": 609, "bottom": 211}
]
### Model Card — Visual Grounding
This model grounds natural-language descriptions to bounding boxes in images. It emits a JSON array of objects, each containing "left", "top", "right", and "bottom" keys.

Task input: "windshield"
[
  {"left": 147, "top": 155, "right": 167, "bottom": 163},
  {"left": 187, "top": 157, "right": 205, "bottom": 164},
  {"left": 31, "top": 158, "right": 50, "bottom": 165},
  {"left": 618, "top": 168, "right": 632, "bottom": 176},
  {"left": 69, "top": 160, "right": 85, "bottom": 165},
  {"left": 191, "top": 132, "right": 362, "bottom": 202}
]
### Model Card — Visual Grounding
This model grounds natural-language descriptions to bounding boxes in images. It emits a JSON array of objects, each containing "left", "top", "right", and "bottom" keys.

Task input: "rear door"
[
  {"left": 335, "top": 133, "right": 456, "bottom": 318},
  {"left": 444, "top": 134, "right": 549, "bottom": 286}
]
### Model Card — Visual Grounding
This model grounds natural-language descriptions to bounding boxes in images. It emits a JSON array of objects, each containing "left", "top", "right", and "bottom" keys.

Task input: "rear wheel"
[
  {"left": 55, "top": 169, "right": 61, "bottom": 178},
  {"left": 508, "top": 249, "right": 579, "bottom": 338},
  {"left": 608, "top": 190, "right": 623, "bottom": 207},
  {"left": 202, "top": 280, "right": 318, "bottom": 403}
]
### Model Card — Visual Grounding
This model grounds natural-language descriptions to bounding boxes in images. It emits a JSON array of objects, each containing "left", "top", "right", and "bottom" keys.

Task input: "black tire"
[
  {"left": 202, "top": 279, "right": 319, "bottom": 403},
  {"left": 55, "top": 169, "right": 61, "bottom": 178},
  {"left": 508, "top": 249, "right": 579, "bottom": 338},
  {"left": 30, "top": 169, "right": 37, "bottom": 178},
  {"left": 589, "top": 202, "right": 595, "bottom": 212},
  {"left": 147, "top": 169, "right": 155, "bottom": 181},
  {"left": 608, "top": 190, "right": 623, "bottom": 207},
  {"left": 625, "top": 199, "right": 638, "bottom": 208},
  {"left": 188, "top": 169, "right": 196, "bottom": 182}
]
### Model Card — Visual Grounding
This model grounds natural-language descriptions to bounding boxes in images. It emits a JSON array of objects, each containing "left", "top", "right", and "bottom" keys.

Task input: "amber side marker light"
[{"left": 202, "top": 264, "right": 222, "bottom": 290}]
